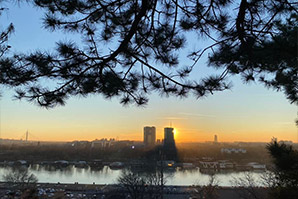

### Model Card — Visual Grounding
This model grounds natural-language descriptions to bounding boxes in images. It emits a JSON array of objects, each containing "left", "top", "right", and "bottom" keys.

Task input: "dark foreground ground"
[{"left": 0, "top": 182, "right": 269, "bottom": 199}]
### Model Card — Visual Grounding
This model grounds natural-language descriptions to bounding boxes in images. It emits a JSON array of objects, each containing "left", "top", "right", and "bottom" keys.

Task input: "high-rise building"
[
  {"left": 163, "top": 127, "right": 177, "bottom": 160},
  {"left": 214, "top": 135, "right": 218, "bottom": 143},
  {"left": 164, "top": 127, "right": 174, "bottom": 145},
  {"left": 144, "top": 126, "right": 156, "bottom": 146}
]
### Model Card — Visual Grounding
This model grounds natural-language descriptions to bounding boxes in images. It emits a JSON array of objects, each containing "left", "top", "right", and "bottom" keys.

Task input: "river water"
[{"left": 0, "top": 165, "right": 268, "bottom": 186}]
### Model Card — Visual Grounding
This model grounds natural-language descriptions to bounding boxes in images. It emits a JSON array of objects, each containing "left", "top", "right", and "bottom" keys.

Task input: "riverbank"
[{"left": 0, "top": 182, "right": 269, "bottom": 199}]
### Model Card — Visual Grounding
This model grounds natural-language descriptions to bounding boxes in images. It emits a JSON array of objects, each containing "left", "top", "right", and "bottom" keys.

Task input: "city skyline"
[{"left": 1, "top": 115, "right": 296, "bottom": 143}]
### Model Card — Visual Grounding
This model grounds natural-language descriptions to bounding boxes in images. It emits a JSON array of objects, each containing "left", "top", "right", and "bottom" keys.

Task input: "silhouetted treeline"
[
  {"left": 0, "top": 141, "right": 289, "bottom": 165},
  {"left": 0, "top": 143, "right": 147, "bottom": 162},
  {"left": 176, "top": 142, "right": 275, "bottom": 164}
]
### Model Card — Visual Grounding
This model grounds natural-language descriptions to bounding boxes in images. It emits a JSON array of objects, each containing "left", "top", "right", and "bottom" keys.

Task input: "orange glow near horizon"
[
  {"left": 1, "top": 124, "right": 296, "bottom": 143},
  {"left": 1, "top": 104, "right": 297, "bottom": 143}
]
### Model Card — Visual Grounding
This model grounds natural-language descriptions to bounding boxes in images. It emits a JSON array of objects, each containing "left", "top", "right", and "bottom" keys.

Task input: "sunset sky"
[{"left": 0, "top": 2, "right": 297, "bottom": 143}]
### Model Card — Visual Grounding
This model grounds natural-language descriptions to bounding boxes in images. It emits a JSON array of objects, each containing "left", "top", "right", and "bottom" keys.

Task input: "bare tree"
[
  {"left": 3, "top": 167, "right": 38, "bottom": 188},
  {"left": 191, "top": 174, "right": 219, "bottom": 199},
  {"left": 232, "top": 172, "right": 268, "bottom": 199},
  {"left": 117, "top": 170, "right": 147, "bottom": 199},
  {"left": 117, "top": 169, "right": 165, "bottom": 199},
  {"left": 145, "top": 171, "right": 165, "bottom": 199},
  {"left": 260, "top": 170, "right": 277, "bottom": 189}
]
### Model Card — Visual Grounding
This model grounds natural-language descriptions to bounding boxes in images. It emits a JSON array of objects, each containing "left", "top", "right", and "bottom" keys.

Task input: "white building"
[
  {"left": 218, "top": 160, "right": 234, "bottom": 169},
  {"left": 91, "top": 138, "right": 115, "bottom": 148},
  {"left": 247, "top": 162, "right": 266, "bottom": 169},
  {"left": 221, "top": 148, "right": 247, "bottom": 154},
  {"left": 199, "top": 161, "right": 218, "bottom": 169}
]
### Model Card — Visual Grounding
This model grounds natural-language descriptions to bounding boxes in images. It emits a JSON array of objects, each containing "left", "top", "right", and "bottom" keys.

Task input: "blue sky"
[{"left": 0, "top": 1, "right": 297, "bottom": 142}]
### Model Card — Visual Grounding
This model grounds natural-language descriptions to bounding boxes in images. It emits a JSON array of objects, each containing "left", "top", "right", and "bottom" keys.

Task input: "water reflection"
[{"left": 0, "top": 165, "right": 268, "bottom": 186}]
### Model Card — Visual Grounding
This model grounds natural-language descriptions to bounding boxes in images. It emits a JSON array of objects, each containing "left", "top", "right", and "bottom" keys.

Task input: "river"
[{"left": 0, "top": 165, "right": 269, "bottom": 186}]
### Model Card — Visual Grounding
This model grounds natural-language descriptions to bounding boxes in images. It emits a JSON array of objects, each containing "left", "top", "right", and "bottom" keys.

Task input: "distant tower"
[
  {"left": 214, "top": 135, "right": 218, "bottom": 143},
  {"left": 26, "top": 130, "right": 29, "bottom": 142},
  {"left": 144, "top": 126, "right": 156, "bottom": 146}
]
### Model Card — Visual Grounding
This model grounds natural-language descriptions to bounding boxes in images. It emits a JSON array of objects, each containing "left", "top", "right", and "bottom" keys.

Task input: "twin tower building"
[{"left": 143, "top": 126, "right": 175, "bottom": 147}]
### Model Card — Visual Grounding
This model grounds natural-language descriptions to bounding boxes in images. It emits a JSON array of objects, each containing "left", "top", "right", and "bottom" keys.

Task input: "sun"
[{"left": 173, "top": 128, "right": 178, "bottom": 139}]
